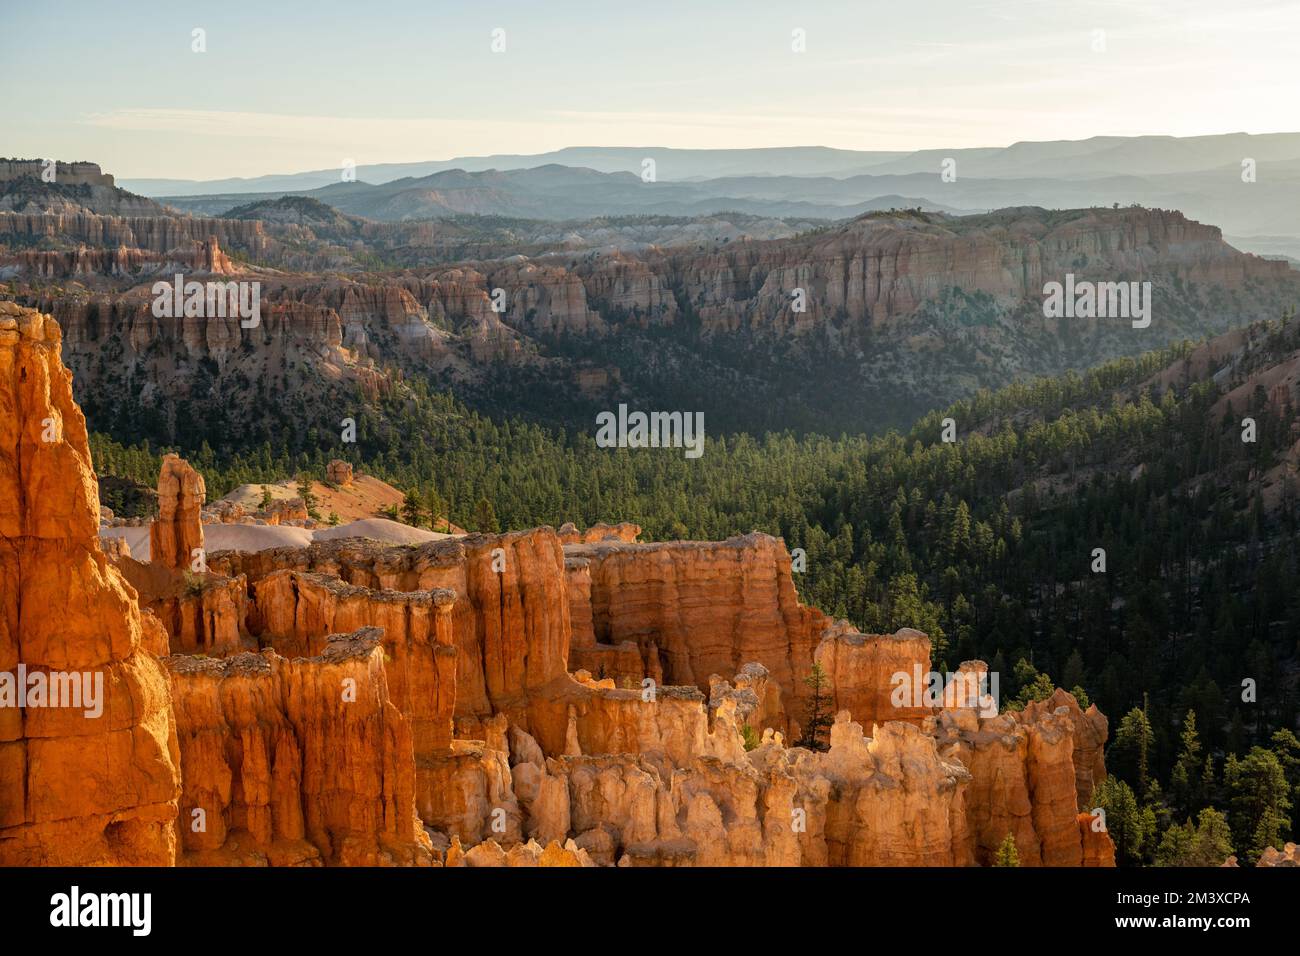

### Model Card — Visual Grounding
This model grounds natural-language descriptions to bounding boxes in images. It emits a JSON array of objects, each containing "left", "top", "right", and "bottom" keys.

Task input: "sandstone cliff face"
[
  {"left": 14, "top": 279, "right": 412, "bottom": 449},
  {"left": 565, "top": 534, "right": 829, "bottom": 733},
  {"left": 194, "top": 523, "right": 986, "bottom": 867},
  {"left": 482, "top": 260, "right": 605, "bottom": 335},
  {"left": 4, "top": 238, "right": 235, "bottom": 280},
  {"left": 1079, "top": 812, "right": 1118, "bottom": 867},
  {"left": 210, "top": 530, "right": 572, "bottom": 735},
  {"left": 579, "top": 252, "right": 679, "bottom": 327},
  {"left": 0, "top": 160, "right": 116, "bottom": 188},
  {"left": 416, "top": 733, "right": 523, "bottom": 847},
  {"left": 809, "top": 715, "right": 974, "bottom": 867},
  {"left": 110, "top": 552, "right": 248, "bottom": 657},
  {"left": 250, "top": 570, "right": 458, "bottom": 756},
  {"left": 165, "top": 628, "right": 431, "bottom": 866},
  {"left": 929, "top": 692, "right": 1111, "bottom": 867},
  {"left": 814, "top": 624, "right": 936, "bottom": 729},
  {"left": 0, "top": 211, "right": 268, "bottom": 257},
  {"left": 495, "top": 707, "right": 973, "bottom": 868},
  {"left": 3, "top": 307, "right": 1115, "bottom": 869},
  {"left": 1022, "top": 688, "right": 1109, "bottom": 809},
  {"left": 198, "top": 523, "right": 1112, "bottom": 868},
  {"left": 634, "top": 207, "right": 1294, "bottom": 337},
  {"left": 0, "top": 164, "right": 166, "bottom": 219},
  {"left": 451, "top": 530, "right": 573, "bottom": 728},
  {"left": 565, "top": 553, "right": 657, "bottom": 687},
  {"left": 13, "top": 203, "right": 1293, "bottom": 457},
  {"left": 0, "top": 302, "right": 180, "bottom": 865}
]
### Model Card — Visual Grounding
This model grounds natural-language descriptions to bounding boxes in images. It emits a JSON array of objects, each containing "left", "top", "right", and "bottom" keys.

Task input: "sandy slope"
[
  {"left": 221, "top": 474, "right": 407, "bottom": 523},
  {"left": 312, "top": 517, "right": 451, "bottom": 544},
  {"left": 220, "top": 474, "right": 465, "bottom": 532}
]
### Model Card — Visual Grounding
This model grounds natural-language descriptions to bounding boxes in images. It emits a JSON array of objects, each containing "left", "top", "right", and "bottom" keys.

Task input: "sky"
[{"left": 4, "top": 0, "right": 1299, "bottom": 180}]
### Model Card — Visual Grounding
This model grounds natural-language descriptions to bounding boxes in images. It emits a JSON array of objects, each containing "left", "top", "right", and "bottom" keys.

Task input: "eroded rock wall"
[
  {"left": 565, "top": 533, "right": 829, "bottom": 732},
  {"left": 210, "top": 530, "right": 571, "bottom": 735},
  {"left": 165, "top": 628, "right": 431, "bottom": 866},
  {"left": 250, "top": 570, "right": 458, "bottom": 755},
  {"left": 930, "top": 693, "right": 1106, "bottom": 867},
  {"left": 814, "top": 623, "right": 937, "bottom": 730},
  {"left": 0, "top": 302, "right": 180, "bottom": 865}
]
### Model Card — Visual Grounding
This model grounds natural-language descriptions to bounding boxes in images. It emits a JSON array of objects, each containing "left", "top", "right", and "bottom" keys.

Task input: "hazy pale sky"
[{"left": 5, "top": 0, "right": 1298, "bottom": 180}]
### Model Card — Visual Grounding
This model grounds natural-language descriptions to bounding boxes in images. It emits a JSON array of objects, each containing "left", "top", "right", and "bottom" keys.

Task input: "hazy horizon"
[
  {"left": 79, "top": 132, "right": 1300, "bottom": 187},
  {"left": 6, "top": 0, "right": 1299, "bottom": 180}
]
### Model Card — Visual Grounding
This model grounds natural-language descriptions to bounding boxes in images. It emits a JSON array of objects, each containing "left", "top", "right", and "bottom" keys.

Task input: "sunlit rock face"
[
  {"left": 0, "top": 302, "right": 180, "bottom": 865},
  {"left": 165, "top": 629, "right": 432, "bottom": 866},
  {"left": 149, "top": 453, "right": 205, "bottom": 573}
]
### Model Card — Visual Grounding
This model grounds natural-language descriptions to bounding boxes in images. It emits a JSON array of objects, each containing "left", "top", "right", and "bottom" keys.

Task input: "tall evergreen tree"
[
  {"left": 473, "top": 497, "right": 501, "bottom": 533},
  {"left": 797, "top": 662, "right": 834, "bottom": 752},
  {"left": 401, "top": 488, "right": 427, "bottom": 527},
  {"left": 1225, "top": 748, "right": 1292, "bottom": 862}
]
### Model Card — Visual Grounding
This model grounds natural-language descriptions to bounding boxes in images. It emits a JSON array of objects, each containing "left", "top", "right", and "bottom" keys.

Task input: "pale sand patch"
[
  {"left": 312, "top": 517, "right": 453, "bottom": 545},
  {"left": 101, "top": 516, "right": 455, "bottom": 562},
  {"left": 101, "top": 523, "right": 312, "bottom": 562}
]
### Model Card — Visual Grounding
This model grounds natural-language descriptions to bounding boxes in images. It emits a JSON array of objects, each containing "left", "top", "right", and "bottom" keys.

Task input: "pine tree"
[
  {"left": 1009, "top": 658, "right": 1055, "bottom": 709},
  {"left": 945, "top": 500, "right": 972, "bottom": 564},
  {"left": 993, "top": 832, "right": 1020, "bottom": 867},
  {"left": 1271, "top": 729, "right": 1300, "bottom": 836},
  {"left": 401, "top": 488, "right": 427, "bottom": 527},
  {"left": 1171, "top": 709, "right": 1203, "bottom": 814},
  {"left": 1093, "top": 775, "right": 1156, "bottom": 866},
  {"left": 423, "top": 487, "right": 448, "bottom": 531},
  {"left": 1226, "top": 747, "right": 1292, "bottom": 861},
  {"left": 797, "top": 662, "right": 834, "bottom": 752},
  {"left": 296, "top": 472, "right": 320, "bottom": 520},
  {"left": 1154, "top": 808, "right": 1234, "bottom": 867},
  {"left": 1112, "top": 705, "right": 1155, "bottom": 796},
  {"left": 473, "top": 497, "right": 500, "bottom": 533}
]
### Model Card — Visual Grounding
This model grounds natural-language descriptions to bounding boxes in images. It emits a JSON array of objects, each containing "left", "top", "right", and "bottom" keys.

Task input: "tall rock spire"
[
  {"left": 149, "top": 453, "right": 205, "bottom": 572},
  {"left": 0, "top": 302, "right": 180, "bottom": 864}
]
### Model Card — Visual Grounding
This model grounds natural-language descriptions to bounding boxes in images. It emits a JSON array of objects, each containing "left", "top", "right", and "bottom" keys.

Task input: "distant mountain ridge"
[
  {"left": 122, "top": 146, "right": 910, "bottom": 195},
  {"left": 121, "top": 134, "right": 1300, "bottom": 194},
  {"left": 158, "top": 164, "right": 967, "bottom": 222},
  {"left": 132, "top": 134, "right": 1300, "bottom": 259}
]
